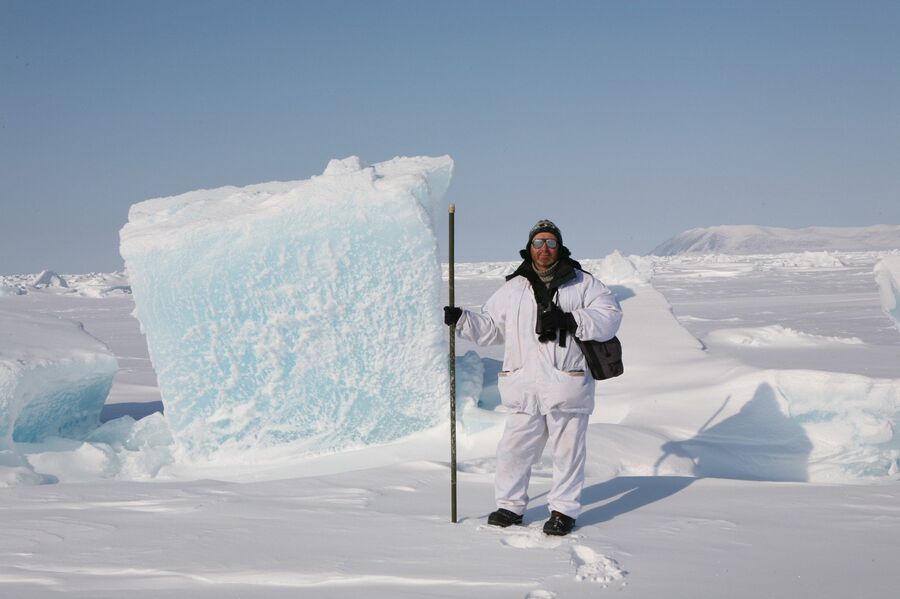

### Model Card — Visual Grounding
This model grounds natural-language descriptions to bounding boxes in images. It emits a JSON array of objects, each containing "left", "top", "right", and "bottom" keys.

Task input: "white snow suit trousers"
[{"left": 494, "top": 410, "right": 590, "bottom": 519}]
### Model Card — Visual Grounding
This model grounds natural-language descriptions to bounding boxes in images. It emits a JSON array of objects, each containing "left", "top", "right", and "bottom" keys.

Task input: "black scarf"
[{"left": 506, "top": 256, "right": 583, "bottom": 308}]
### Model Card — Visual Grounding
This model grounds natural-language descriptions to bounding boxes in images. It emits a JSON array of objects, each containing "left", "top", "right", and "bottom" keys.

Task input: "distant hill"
[{"left": 651, "top": 225, "right": 900, "bottom": 256}]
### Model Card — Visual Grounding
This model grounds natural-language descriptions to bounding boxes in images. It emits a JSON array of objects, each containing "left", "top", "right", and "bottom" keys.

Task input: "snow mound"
[
  {"left": 705, "top": 325, "right": 863, "bottom": 348},
  {"left": 579, "top": 283, "right": 898, "bottom": 483},
  {"left": 608, "top": 371, "right": 899, "bottom": 483},
  {"left": 652, "top": 224, "right": 900, "bottom": 256},
  {"left": 581, "top": 251, "right": 653, "bottom": 284},
  {"left": 873, "top": 254, "right": 900, "bottom": 331},
  {"left": 120, "top": 155, "right": 454, "bottom": 461},
  {"left": 0, "top": 309, "right": 118, "bottom": 485}
]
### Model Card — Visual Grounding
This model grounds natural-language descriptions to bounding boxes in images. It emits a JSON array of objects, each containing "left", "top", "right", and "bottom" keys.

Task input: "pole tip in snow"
[{"left": 449, "top": 203, "right": 455, "bottom": 214}]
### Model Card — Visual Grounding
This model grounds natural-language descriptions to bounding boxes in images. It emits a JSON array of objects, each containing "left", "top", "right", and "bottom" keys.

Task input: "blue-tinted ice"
[
  {"left": 120, "top": 156, "right": 454, "bottom": 459},
  {"left": 1, "top": 309, "right": 118, "bottom": 483}
]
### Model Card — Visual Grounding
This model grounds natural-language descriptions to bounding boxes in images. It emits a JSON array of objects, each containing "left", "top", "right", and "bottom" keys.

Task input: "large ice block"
[
  {"left": 120, "top": 156, "right": 453, "bottom": 459},
  {"left": 0, "top": 309, "right": 118, "bottom": 446}
]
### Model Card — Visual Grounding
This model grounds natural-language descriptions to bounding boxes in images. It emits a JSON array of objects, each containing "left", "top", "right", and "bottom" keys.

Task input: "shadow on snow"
[{"left": 575, "top": 382, "right": 812, "bottom": 523}]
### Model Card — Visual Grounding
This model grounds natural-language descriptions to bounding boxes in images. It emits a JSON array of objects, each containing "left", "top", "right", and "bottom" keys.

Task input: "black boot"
[
  {"left": 487, "top": 508, "right": 523, "bottom": 527},
  {"left": 543, "top": 511, "right": 576, "bottom": 536}
]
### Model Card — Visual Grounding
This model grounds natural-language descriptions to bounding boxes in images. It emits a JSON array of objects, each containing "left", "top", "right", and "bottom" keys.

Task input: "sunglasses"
[{"left": 531, "top": 239, "right": 558, "bottom": 249}]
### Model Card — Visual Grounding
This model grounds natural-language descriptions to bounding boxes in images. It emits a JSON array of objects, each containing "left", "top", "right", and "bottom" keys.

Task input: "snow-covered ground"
[{"left": 1, "top": 250, "right": 899, "bottom": 598}]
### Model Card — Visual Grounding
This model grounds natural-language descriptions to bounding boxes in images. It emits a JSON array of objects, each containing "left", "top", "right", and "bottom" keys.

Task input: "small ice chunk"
[
  {"left": 0, "top": 309, "right": 117, "bottom": 485},
  {"left": 0, "top": 310, "right": 118, "bottom": 445},
  {"left": 87, "top": 413, "right": 174, "bottom": 478}
]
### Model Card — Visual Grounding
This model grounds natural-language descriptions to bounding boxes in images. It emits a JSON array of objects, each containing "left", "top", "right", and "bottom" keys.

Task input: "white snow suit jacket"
[{"left": 456, "top": 261, "right": 622, "bottom": 415}]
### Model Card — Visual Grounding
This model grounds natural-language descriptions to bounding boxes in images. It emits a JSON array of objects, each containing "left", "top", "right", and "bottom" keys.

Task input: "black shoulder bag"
[{"left": 574, "top": 336, "right": 624, "bottom": 380}]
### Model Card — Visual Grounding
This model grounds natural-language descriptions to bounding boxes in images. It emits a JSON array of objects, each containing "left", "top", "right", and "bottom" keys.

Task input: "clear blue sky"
[{"left": 2, "top": 0, "right": 898, "bottom": 274}]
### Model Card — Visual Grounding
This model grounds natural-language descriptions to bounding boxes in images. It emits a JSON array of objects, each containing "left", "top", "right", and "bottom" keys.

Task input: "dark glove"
[
  {"left": 444, "top": 306, "right": 462, "bottom": 326},
  {"left": 539, "top": 305, "right": 578, "bottom": 334}
]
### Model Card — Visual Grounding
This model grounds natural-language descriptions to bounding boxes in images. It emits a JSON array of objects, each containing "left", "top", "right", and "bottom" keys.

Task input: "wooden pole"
[{"left": 448, "top": 203, "right": 458, "bottom": 524}]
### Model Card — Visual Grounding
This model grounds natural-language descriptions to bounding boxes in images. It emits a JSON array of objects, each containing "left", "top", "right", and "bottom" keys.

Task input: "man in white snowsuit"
[{"left": 444, "top": 220, "right": 622, "bottom": 535}]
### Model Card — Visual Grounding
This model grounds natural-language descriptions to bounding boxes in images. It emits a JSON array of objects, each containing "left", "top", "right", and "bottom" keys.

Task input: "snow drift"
[
  {"left": 652, "top": 224, "right": 900, "bottom": 256},
  {"left": 120, "top": 155, "right": 454, "bottom": 460},
  {"left": 705, "top": 325, "right": 863, "bottom": 348}
]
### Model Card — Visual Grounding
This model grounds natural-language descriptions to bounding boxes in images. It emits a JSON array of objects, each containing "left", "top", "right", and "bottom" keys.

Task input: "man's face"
[{"left": 530, "top": 232, "right": 560, "bottom": 271}]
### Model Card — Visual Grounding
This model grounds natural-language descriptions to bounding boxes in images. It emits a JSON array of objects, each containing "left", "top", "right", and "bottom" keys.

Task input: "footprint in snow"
[
  {"left": 499, "top": 525, "right": 564, "bottom": 549},
  {"left": 476, "top": 522, "right": 563, "bottom": 548},
  {"left": 570, "top": 544, "right": 628, "bottom": 585},
  {"left": 478, "top": 522, "right": 628, "bottom": 586}
]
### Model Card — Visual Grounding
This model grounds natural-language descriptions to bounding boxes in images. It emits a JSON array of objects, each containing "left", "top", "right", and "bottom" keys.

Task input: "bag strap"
[{"left": 524, "top": 272, "right": 569, "bottom": 347}]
